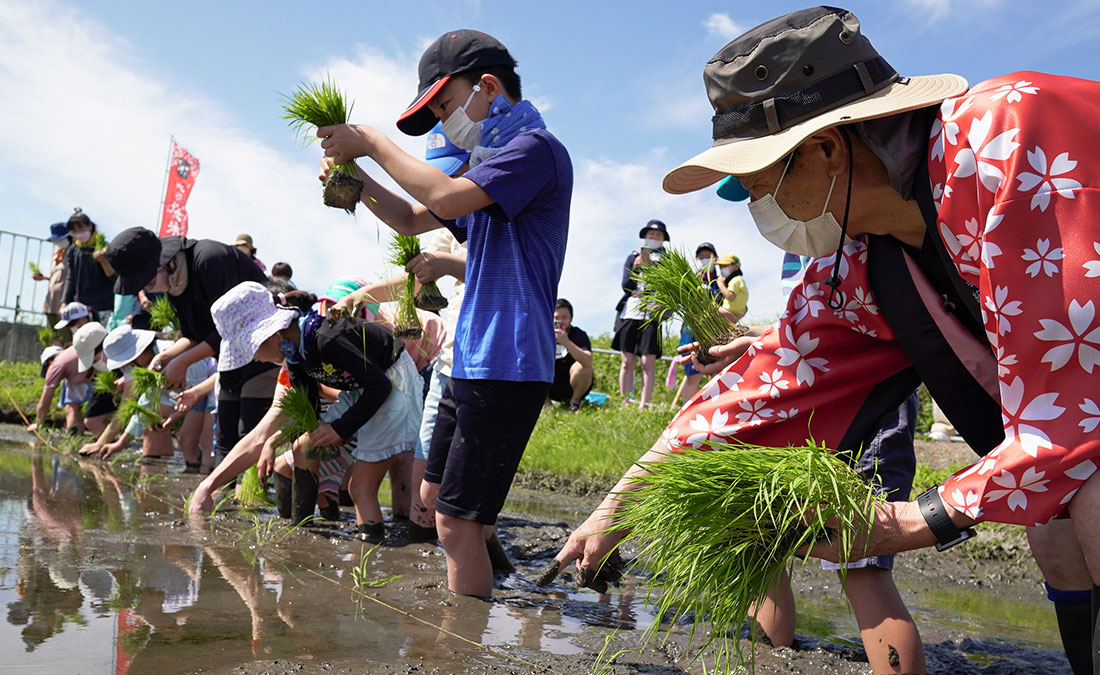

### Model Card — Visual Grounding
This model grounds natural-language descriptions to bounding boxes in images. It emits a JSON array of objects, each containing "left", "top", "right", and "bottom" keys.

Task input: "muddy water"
[{"left": 0, "top": 433, "right": 1071, "bottom": 674}]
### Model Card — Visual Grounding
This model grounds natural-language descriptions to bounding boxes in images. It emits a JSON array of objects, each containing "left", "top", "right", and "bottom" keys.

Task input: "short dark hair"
[
  {"left": 555, "top": 298, "right": 573, "bottom": 317},
  {"left": 456, "top": 65, "right": 522, "bottom": 101},
  {"left": 271, "top": 262, "right": 293, "bottom": 279}
]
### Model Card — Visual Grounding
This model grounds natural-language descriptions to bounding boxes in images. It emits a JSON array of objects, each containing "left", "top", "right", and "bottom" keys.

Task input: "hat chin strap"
[{"left": 824, "top": 127, "right": 854, "bottom": 311}]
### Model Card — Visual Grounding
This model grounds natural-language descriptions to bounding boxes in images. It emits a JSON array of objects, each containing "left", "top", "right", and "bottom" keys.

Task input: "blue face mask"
[{"left": 279, "top": 338, "right": 298, "bottom": 363}]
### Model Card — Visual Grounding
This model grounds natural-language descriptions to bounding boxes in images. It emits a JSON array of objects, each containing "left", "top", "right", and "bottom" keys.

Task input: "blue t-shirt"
[{"left": 436, "top": 128, "right": 572, "bottom": 382}]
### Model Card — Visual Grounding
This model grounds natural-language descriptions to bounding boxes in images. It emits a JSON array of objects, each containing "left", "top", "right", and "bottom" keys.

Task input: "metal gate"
[{"left": 0, "top": 230, "right": 55, "bottom": 325}]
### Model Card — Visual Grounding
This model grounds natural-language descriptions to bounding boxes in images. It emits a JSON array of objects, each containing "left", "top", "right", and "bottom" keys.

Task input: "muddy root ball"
[
  {"left": 393, "top": 326, "right": 424, "bottom": 340},
  {"left": 414, "top": 290, "right": 449, "bottom": 311},
  {"left": 322, "top": 172, "right": 364, "bottom": 213}
]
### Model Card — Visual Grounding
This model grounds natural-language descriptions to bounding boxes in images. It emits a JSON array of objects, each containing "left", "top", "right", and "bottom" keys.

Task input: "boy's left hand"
[{"left": 318, "top": 124, "right": 372, "bottom": 165}]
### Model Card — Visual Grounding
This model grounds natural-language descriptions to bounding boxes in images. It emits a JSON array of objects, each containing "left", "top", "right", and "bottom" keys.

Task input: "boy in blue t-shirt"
[{"left": 318, "top": 29, "right": 572, "bottom": 597}]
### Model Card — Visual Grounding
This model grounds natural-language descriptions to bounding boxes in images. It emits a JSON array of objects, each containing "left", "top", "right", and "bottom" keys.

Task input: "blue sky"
[{"left": 2, "top": 0, "right": 1099, "bottom": 334}]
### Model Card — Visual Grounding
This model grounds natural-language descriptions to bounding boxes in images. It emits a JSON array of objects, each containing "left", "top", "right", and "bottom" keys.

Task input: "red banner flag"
[{"left": 158, "top": 141, "right": 200, "bottom": 236}]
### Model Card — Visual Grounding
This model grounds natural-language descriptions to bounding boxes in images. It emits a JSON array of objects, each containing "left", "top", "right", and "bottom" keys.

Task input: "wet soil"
[{"left": 0, "top": 428, "right": 1069, "bottom": 674}]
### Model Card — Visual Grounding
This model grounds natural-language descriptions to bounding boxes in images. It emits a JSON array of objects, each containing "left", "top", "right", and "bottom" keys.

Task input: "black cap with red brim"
[{"left": 396, "top": 29, "right": 516, "bottom": 137}]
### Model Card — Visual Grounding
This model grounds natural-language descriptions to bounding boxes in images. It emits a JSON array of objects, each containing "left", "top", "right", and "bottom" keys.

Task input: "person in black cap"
[
  {"left": 314, "top": 29, "right": 571, "bottom": 598},
  {"left": 106, "top": 227, "right": 278, "bottom": 469},
  {"left": 611, "top": 219, "right": 669, "bottom": 410}
]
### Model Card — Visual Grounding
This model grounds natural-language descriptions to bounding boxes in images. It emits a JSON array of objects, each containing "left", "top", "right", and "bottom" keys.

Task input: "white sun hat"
[{"left": 211, "top": 281, "right": 297, "bottom": 372}]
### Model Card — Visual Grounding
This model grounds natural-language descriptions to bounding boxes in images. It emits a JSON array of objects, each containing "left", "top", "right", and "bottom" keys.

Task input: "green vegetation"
[
  {"left": 0, "top": 360, "right": 62, "bottom": 424},
  {"left": 148, "top": 295, "right": 179, "bottom": 332},
  {"left": 281, "top": 77, "right": 363, "bottom": 212},
  {"left": 93, "top": 370, "right": 118, "bottom": 397},
  {"left": 28, "top": 261, "right": 41, "bottom": 276},
  {"left": 37, "top": 326, "right": 58, "bottom": 347},
  {"left": 635, "top": 248, "right": 748, "bottom": 363},
  {"left": 611, "top": 441, "right": 881, "bottom": 672},
  {"left": 115, "top": 398, "right": 161, "bottom": 430},
  {"left": 92, "top": 231, "right": 108, "bottom": 251},
  {"left": 236, "top": 465, "right": 274, "bottom": 507},
  {"left": 274, "top": 385, "right": 340, "bottom": 460},
  {"left": 386, "top": 234, "right": 426, "bottom": 338}
]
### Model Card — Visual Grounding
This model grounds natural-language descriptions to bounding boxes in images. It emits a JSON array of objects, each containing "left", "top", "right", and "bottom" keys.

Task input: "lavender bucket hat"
[{"left": 211, "top": 281, "right": 297, "bottom": 372}]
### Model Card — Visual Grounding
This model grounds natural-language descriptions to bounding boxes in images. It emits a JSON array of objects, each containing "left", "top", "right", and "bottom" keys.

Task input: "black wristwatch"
[{"left": 917, "top": 487, "right": 976, "bottom": 552}]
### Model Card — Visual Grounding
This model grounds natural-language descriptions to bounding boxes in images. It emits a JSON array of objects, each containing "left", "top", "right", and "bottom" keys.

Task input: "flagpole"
[{"left": 154, "top": 134, "right": 174, "bottom": 233}]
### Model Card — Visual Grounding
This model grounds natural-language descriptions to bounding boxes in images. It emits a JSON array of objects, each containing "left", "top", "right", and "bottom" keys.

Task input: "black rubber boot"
[
  {"left": 318, "top": 492, "right": 341, "bottom": 521},
  {"left": 291, "top": 468, "right": 318, "bottom": 525},
  {"left": 485, "top": 532, "right": 515, "bottom": 575},
  {"left": 1054, "top": 597, "right": 1093, "bottom": 675},
  {"left": 357, "top": 522, "right": 385, "bottom": 544},
  {"left": 339, "top": 489, "right": 354, "bottom": 507},
  {"left": 406, "top": 523, "right": 438, "bottom": 543},
  {"left": 273, "top": 473, "right": 292, "bottom": 520},
  {"left": 1091, "top": 585, "right": 1100, "bottom": 674}
]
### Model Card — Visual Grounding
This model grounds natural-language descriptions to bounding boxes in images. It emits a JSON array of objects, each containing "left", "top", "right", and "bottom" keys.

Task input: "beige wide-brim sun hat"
[{"left": 663, "top": 72, "right": 968, "bottom": 195}]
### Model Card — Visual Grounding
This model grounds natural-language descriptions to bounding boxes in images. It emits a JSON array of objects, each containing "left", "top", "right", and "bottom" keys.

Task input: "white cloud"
[
  {"left": 703, "top": 13, "right": 743, "bottom": 40},
  {"left": 902, "top": 0, "right": 1002, "bottom": 22},
  {"left": 0, "top": 0, "right": 786, "bottom": 345}
]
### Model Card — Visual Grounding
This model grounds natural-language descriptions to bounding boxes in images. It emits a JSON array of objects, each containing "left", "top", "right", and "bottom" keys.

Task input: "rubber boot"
[
  {"left": 1091, "top": 585, "right": 1100, "bottom": 674},
  {"left": 318, "top": 491, "right": 341, "bottom": 521},
  {"left": 1045, "top": 583, "right": 1092, "bottom": 674},
  {"left": 291, "top": 468, "right": 318, "bottom": 525},
  {"left": 273, "top": 473, "right": 292, "bottom": 520},
  {"left": 357, "top": 522, "right": 385, "bottom": 544},
  {"left": 485, "top": 532, "right": 515, "bottom": 575},
  {"left": 339, "top": 489, "right": 354, "bottom": 507}
]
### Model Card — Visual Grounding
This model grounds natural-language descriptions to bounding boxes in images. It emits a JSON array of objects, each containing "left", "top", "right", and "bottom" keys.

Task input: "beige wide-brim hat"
[{"left": 662, "top": 8, "right": 969, "bottom": 195}]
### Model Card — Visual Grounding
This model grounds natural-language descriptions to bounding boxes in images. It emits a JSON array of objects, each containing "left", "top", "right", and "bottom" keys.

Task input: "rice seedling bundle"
[
  {"left": 37, "top": 326, "right": 57, "bottom": 347},
  {"left": 148, "top": 295, "right": 179, "bottom": 332},
  {"left": 274, "top": 385, "right": 340, "bottom": 460},
  {"left": 28, "top": 261, "right": 41, "bottom": 276},
  {"left": 236, "top": 465, "right": 274, "bottom": 507},
  {"left": 634, "top": 248, "right": 749, "bottom": 364},
  {"left": 387, "top": 234, "right": 426, "bottom": 338},
  {"left": 611, "top": 440, "right": 881, "bottom": 672},
  {"left": 92, "top": 232, "right": 108, "bottom": 251},
  {"left": 393, "top": 234, "right": 447, "bottom": 311},
  {"left": 281, "top": 77, "right": 363, "bottom": 213},
  {"left": 128, "top": 367, "right": 165, "bottom": 403},
  {"left": 93, "top": 369, "right": 119, "bottom": 397},
  {"left": 116, "top": 398, "right": 162, "bottom": 430}
]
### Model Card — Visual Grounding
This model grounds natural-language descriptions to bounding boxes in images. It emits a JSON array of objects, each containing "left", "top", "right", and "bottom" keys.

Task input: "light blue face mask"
[{"left": 279, "top": 337, "right": 298, "bottom": 363}]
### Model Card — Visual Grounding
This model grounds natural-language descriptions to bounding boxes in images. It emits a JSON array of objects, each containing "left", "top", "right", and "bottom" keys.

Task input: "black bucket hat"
[
  {"left": 663, "top": 6, "right": 967, "bottom": 194},
  {"left": 638, "top": 219, "right": 670, "bottom": 241},
  {"left": 396, "top": 29, "right": 516, "bottom": 137},
  {"left": 106, "top": 227, "right": 162, "bottom": 295}
]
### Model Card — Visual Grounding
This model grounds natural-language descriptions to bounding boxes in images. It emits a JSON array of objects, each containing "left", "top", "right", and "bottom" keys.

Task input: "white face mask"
[
  {"left": 697, "top": 257, "right": 714, "bottom": 268},
  {"left": 746, "top": 154, "right": 851, "bottom": 258},
  {"left": 440, "top": 84, "right": 482, "bottom": 151},
  {"left": 72, "top": 229, "right": 92, "bottom": 244},
  {"left": 643, "top": 237, "right": 663, "bottom": 250},
  {"left": 720, "top": 265, "right": 734, "bottom": 277}
]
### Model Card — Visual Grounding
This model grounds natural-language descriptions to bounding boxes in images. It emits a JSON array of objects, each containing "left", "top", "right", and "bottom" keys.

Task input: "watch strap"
[{"left": 917, "top": 487, "right": 976, "bottom": 552}]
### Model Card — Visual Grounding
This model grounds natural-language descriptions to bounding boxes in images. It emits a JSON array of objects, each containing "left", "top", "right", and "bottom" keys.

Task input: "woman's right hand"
[
  {"left": 257, "top": 433, "right": 280, "bottom": 485},
  {"left": 318, "top": 156, "right": 335, "bottom": 183},
  {"left": 680, "top": 330, "right": 761, "bottom": 375},
  {"left": 544, "top": 509, "right": 629, "bottom": 590},
  {"left": 174, "top": 388, "right": 199, "bottom": 414}
]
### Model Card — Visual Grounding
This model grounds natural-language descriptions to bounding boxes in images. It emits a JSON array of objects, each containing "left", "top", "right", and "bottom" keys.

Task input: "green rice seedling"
[
  {"left": 281, "top": 77, "right": 363, "bottom": 213},
  {"left": 274, "top": 385, "right": 340, "bottom": 460},
  {"left": 634, "top": 248, "right": 749, "bottom": 364},
  {"left": 37, "top": 326, "right": 58, "bottom": 347},
  {"left": 148, "top": 295, "right": 179, "bottom": 332},
  {"left": 28, "top": 261, "right": 41, "bottom": 276},
  {"left": 610, "top": 440, "right": 882, "bottom": 673},
  {"left": 115, "top": 398, "right": 162, "bottom": 430},
  {"left": 389, "top": 233, "right": 447, "bottom": 311},
  {"left": 128, "top": 367, "right": 165, "bottom": 402},
  {"left": 386, "top": 234, "right": 428, "bottom": 337},
  {"left": 236, "top": 465, "right": 274, "bottom": 507},
  {"left": 92, "top": 232, "right": 108, "bottom": 251},
  {"left": 93, "top": 370, "right": 119, "bottom": 397}
]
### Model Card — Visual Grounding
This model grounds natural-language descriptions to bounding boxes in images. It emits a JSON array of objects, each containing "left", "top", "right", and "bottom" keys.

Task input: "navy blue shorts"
[{"left": 424, "top": 378, "right": 549, "bottom": 525}]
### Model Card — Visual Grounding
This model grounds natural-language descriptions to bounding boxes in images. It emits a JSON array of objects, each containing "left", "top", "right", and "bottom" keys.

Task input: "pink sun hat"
[{"left": 211, "top": 281, "right": 297, "bottom": 372}]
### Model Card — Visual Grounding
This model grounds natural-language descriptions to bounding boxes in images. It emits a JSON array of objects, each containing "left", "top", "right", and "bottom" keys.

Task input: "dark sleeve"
[
  {"left": 190, "top": 243, "right": 262, "bottom": 350},
  {"left": 62, "top": 248, "right": 76, "bottom": 304},
  {"left": 460, "top": 132, "right": 555, "bottom": 222},
  {"left": 319, "top": 325, "right": 393, "bottom": 441},
  {"left": 621, "top": 253, "right": 638, "bottom": 293},
  {"left": 573, "top": 328, "right": 592, "bottom": 351}
]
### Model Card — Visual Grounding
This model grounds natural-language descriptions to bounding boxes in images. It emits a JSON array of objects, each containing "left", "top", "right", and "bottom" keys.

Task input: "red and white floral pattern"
[{"left": 661, "top": 72, "right": 1100, "bottom": 526}]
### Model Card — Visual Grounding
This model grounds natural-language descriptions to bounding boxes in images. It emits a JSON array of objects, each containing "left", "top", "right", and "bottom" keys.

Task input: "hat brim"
[
  {"left": 114, "top": 261, "right": 158, "bottom": 296},
  {"left": 217, "top": 308, "right": 297, "bottom": 372},
  {"left": 426, "top": 154, "right": 468, "bottom": 177},
  {"left": 396, "top": 76, "right": 451, "bottom": 137},
  {"left": 663, "top": 73, "right": 969, "bottom": 194},
  {"left": 105, "top": 330, "right": 157, "bottom": 371}
]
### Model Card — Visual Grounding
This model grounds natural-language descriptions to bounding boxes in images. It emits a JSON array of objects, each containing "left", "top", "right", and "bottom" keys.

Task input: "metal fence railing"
[{"left": 0, "top": 229, "right": 54, "bottom": 325}]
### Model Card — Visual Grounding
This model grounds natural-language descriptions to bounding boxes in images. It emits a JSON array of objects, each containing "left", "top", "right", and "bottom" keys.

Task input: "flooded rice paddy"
[{"left": 0, "top": 428, "right": 1071, "bottom": 674}]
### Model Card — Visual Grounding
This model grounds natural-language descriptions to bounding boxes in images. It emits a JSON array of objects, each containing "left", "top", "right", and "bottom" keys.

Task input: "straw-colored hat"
[{"left": 663, "top": 7, "right": 968, "bottom": 194}]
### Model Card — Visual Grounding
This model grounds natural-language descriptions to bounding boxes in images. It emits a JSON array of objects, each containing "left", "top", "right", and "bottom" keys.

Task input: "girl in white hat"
[{"left": 207, "top": 281, "right": 422, "bottom": 543}]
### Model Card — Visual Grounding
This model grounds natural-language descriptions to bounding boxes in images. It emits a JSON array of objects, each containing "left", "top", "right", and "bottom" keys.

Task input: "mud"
[{"left": 0, "top": 428, "right": 1070, "bottom": 674}]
